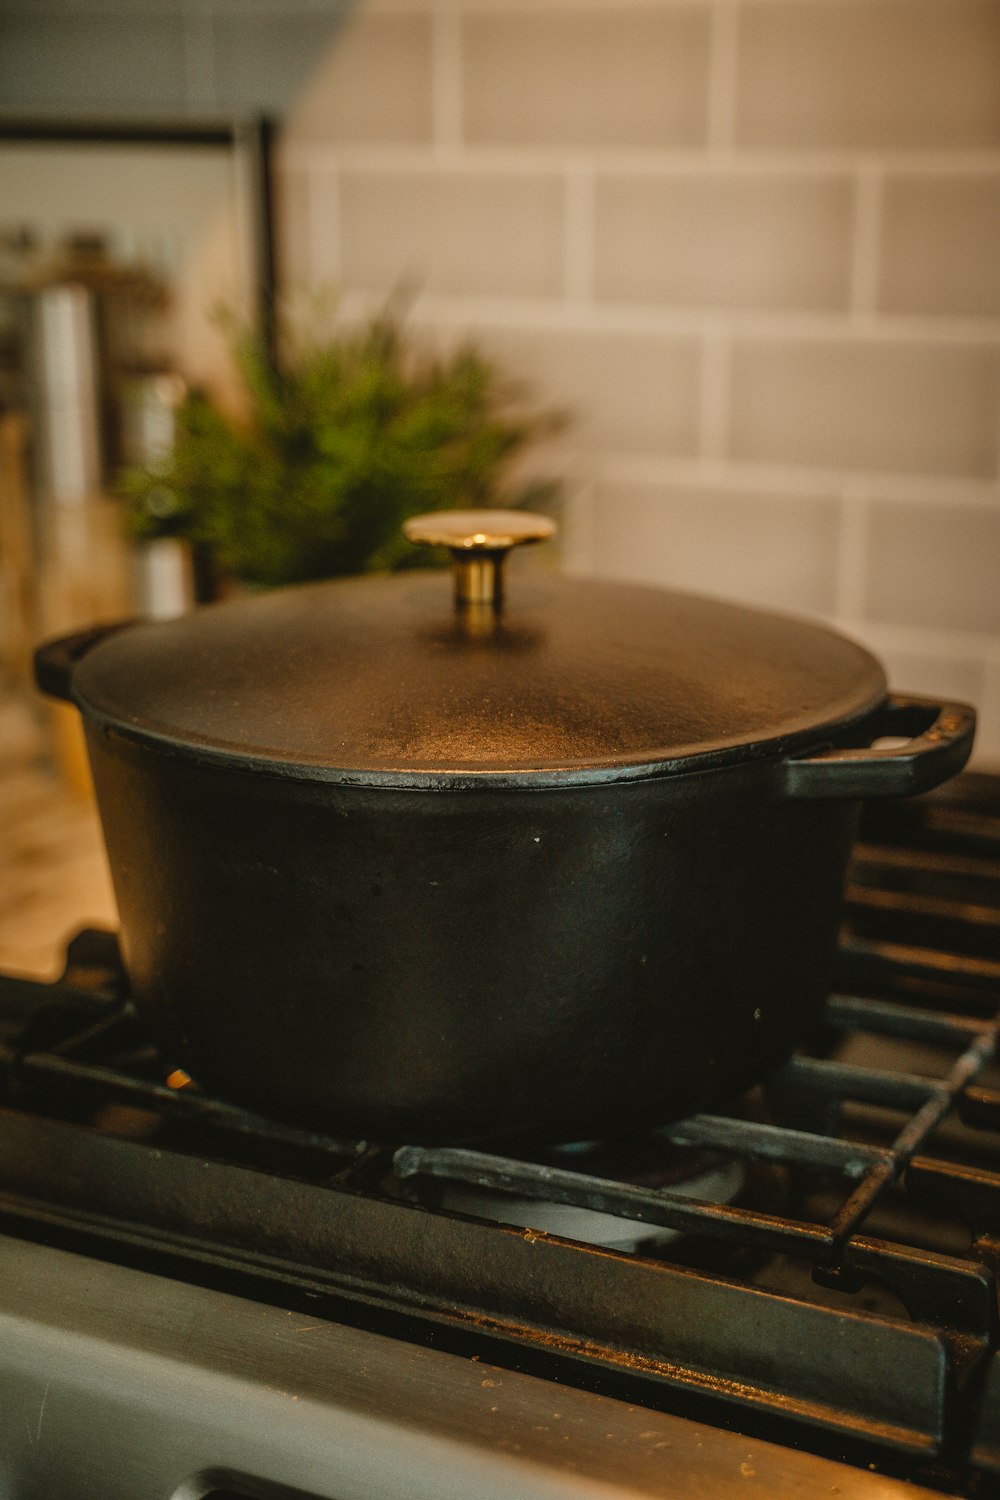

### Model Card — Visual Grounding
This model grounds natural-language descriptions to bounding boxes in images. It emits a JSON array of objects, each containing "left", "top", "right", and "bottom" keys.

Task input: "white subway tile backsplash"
[
  {"left": 863, "top": 500, "right": 1000, "bottom": 635},
  {"left": 462, "top": 7, "right": 710, "bottom": 148},
  {"left": 274, "top": 164, "right": 314, "bottom": 289},
  {"left": 477, "top": 327, "right": 701, "bottom": 455},
  {"left": 590, "top": 479, "right": 840, "bottom": 617},
  {"left": 839, "top": 631, "right": 995, "bottom": 764},
  {"left": 736, "top": 0, "right": 1000, "bottom": 150},
  {"left": 880, "top": 175, "right": 1000, "bottom": 318},
  {"left": 594, "top": 173, "right": 853, "bottom": 312},
  {"left": 335, "top": 170, "right": 565, "bottom": 298},
  {"left": 866, "top": 646, "right": 985, "bottom": 712},
  {"left": 284, "top": 12, "right": 433, "bottom": 145},
  {"left": 977, "top": 661, "right": 1000, "bottom": 766},
  {"left": 10, "top": 0, "right": 1000, "bottom": 728},
  {"left": 730, "top": 339, "right": 1000, "bottom": 479}
]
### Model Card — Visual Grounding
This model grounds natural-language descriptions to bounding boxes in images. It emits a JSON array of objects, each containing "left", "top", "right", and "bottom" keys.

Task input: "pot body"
[{"left": 86, "top": 721, "right": 859, "bottom": 1144}]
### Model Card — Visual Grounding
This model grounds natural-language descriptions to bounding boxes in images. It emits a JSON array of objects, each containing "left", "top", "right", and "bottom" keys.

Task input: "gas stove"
[{"left": 3, "top": 774, "right": 1000, "bottom": 1498}]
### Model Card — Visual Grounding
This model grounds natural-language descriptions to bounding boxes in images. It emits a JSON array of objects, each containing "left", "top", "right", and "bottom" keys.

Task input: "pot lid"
[{"left": 70, "top": 511, "right": 886, "bottom": 787}]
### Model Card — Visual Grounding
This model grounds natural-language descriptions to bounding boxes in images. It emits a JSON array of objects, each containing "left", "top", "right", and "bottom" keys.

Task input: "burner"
[{"left": 397, "top": 1133, "right": 746, "bottom": 1252}]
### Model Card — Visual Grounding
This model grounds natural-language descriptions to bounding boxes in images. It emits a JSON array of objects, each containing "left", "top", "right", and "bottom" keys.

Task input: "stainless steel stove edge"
[{"left": 0, "top": 1234, "right": 946, "bottom": 1500}]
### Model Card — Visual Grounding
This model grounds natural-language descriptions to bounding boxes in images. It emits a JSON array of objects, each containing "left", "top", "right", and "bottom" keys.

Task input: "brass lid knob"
[{"left": 403, "top": 509, "right": 556, "bottom": 608}]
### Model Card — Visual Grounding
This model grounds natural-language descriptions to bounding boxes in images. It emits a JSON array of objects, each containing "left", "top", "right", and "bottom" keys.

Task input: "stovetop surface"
[{"left": 3, "top": 772, "right": 1000, "bottom": 1498}]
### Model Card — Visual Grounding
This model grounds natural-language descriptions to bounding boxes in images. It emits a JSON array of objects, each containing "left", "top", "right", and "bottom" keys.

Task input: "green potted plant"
[{"left": 118, "top": 311, "right": 563, "bottom": 592}]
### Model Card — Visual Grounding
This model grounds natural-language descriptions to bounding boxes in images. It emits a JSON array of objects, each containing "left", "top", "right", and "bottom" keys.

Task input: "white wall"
[
  {"left": 278, "top": 0, "right": 1000, "bottom": 762},
  {"left": 6, "top": 0, "right": 1000, "bottom": 761}
]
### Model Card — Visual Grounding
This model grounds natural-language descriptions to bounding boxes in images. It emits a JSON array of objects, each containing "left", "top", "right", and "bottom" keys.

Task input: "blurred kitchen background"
[{"left": 2, "top": 0, "right": 1000, "bottom": 972}]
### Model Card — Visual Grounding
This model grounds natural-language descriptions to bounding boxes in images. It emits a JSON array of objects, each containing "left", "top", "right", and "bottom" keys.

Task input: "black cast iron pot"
[{"left": 35, "top": 511, "right": 975, "bottom": 1144}]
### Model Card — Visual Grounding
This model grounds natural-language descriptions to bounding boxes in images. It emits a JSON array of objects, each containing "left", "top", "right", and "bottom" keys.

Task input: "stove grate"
[
  {"left": 397, "top": 953, "right": 1000, "bottom": 1267},
  {"left": 3, "top": 775, "right": 1000, "bottom": 1482}
]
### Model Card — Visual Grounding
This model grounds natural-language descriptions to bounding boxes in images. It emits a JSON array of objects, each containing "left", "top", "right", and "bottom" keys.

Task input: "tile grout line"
[
  {"left": 698, "top": 319, "right": 731, "bottom": 462},
  {"left": 432, "top": 1, "right": 463, "bottom": 153},
  {"left": 281, "top": 143, "right": 1000, "bottom": 177},
  {"left": 419, "top": 297, "right": 1000, "bottom": 344},
  {"left": 564, "top": 166, "right": 595, "bottom": 305},
  {"left": 706, "top": 0, "right": 739, "bottom": 153},
  {"left": 278, "top": 165, "right": 315, "bottom": 297},
  {"left": 835, "top": 617, "right": 1000, "bottom": 661},
  {"left": 563, "top": 479, "right": 599, "bottom": 577},
  {"left": 834, "top": 484, "right": 870, "bottom": 622},
  {"left": 309, "top": 164, "right": 342, "bottom": 287},
  {"left": 353, "top": 0, "right": 914, "bottom": 12},
  {"left": 580, "top": 453, "right": 1000, "bottom": 507},
  {"left": 849, "top": 167, "right": 882, "bottom": 318}
]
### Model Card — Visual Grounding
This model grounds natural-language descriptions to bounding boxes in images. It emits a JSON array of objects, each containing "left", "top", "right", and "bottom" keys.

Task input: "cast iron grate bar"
[
  {"left": 836, "top": 935, "right": 1000, "bottom": 990},
  {"left": 919, "top": 807, "right": 1000, "bottom": 845},
  {"left": 851, "top": 841, "right": 1000, "bottom": 884},
  {"left": 21, "top": 1051, "right": 366, "bottom": 1156},
  {"left": 824, "top": 993, "right": 990, "bottom": 1044},
  {"left": 2, "top": 1027, "right": 366, "bottom": 1160},
  {"left": 395, "top": 1143, "right": 836, "bottom": 1257},
  {"left": 827, "top": 1026, "right": 998, "bottom": 1247},
  {"left": 845, "top": 887, "right": 1000, "bottom": 928},
  {"left": 665, "top": 1113, "right": 886, "bottom": 1175}
]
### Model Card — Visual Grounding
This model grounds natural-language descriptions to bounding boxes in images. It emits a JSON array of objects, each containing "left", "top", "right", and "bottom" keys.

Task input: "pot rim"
[{"left": 84, "top": 684, "right": 890, "bottom": 791}]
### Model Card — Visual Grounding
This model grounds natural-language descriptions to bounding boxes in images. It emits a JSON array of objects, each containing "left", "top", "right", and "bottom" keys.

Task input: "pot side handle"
[
  {"left": 34, "top": 621, "right": 134, "bottom": 704},
  {"left": 782, "top": 694, "right": 976, "bottom": 800}
]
